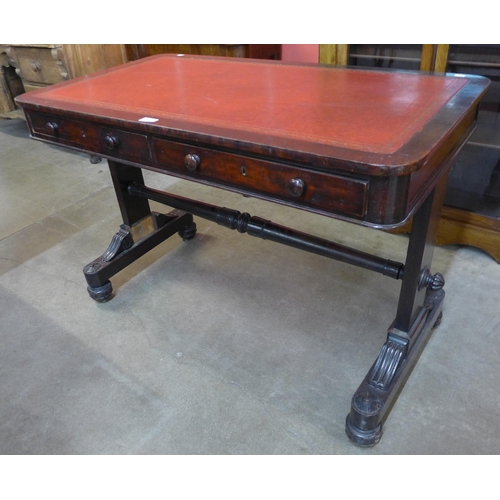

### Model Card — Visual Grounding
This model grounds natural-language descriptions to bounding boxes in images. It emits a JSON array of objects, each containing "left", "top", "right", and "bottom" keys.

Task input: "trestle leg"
[
  {"left": 346, "top": 174, "right": 449, "bottom": 446},
  {"left": 83, "top": 210, "right": 196, "bottom": 301},
  {"left": 83, "top": 161, "right": 196, "bottom": 301},
  {"left": 345, "top": 284, "right": 444, "bottom": 446}
]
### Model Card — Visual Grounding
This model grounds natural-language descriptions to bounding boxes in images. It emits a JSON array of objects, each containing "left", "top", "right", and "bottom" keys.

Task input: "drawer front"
[
  {"left": 28, "top": 111, "right": 152, "bottom": 165},
  {"left": 13, "top": 47, "right": 67, "bottom": 86},
  {"left": 153, "top": 139, "right": 368, "bottom": 218}
]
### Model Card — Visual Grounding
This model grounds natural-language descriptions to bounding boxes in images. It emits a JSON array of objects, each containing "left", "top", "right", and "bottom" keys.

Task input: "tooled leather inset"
[{"left": 33, "top": 56, "right": 468, "bottom": 155}]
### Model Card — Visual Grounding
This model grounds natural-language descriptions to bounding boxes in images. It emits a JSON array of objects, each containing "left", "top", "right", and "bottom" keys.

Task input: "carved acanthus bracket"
[
  {"left": 368, "top": 339, "right": 407, "bottom": 390},
  {"left": 101, "top": 225, "right": 133, "bottom": 262}
]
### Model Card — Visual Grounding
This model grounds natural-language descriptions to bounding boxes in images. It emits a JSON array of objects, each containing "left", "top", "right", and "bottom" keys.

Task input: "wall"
[{"left": 281, "top": 44, "right": 319, "bottom": 63}]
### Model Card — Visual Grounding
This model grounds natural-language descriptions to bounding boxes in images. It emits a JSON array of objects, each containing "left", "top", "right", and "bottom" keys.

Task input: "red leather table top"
[{"left": 17, "top": 55, "right": 479, "bottom": 174}]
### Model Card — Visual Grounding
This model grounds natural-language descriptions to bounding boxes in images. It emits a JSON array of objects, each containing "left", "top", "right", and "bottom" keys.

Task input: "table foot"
[
  {"left": 178, "top": 221, "right": 197, "bottom": 241},
  {"left": 83, "top": 210, "right": 195, "bottom": 301},
  {"left": 346, "top": 287, "right": 445, "bottom": 446},
  {"left": 345, "top": 411, "right": 383, "bottom": 447},
  {"left": 87, "top": 280, "right": 113, "bottom": 303}
]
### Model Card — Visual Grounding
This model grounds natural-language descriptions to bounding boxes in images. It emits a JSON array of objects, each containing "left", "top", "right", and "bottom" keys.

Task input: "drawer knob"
[
  {"left": 46, "top": 122, "right": 59, "bottom": 135},
  {"left": 185, "top": 153, "right": 201, "bottom": 171},
  {"left": 104, "top": 134, "right": 119, "bottom": 150},
  {"left": 288, "top": 178, "right": 306, "bottom": 197},
  {"left": 31, "top": 61, "right": 41, "bottom": 72}
]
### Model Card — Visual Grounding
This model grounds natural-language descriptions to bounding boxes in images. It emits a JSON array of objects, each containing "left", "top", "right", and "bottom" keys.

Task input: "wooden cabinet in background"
[
  {"left": 125, "top": 44, "right": 281, "bottom": 61},
  {"left": 0, "top": 44, "right": 128, "bottom": 114},
  {"left": 0, "top": 46, "right": 24, "bottom": 113}
]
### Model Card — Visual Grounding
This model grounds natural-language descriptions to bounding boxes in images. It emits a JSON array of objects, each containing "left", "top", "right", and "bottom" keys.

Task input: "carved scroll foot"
[
  {"left": 83, "top": 210, "right": 195, "bottom": 301},
  {"left": 346, "top": 285, "right": 445, "bottom": 446}
]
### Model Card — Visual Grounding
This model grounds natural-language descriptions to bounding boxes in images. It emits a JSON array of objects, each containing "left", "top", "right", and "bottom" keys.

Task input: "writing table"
[{"left": 16, "top": 55, "right": 490, "bottom": 446}]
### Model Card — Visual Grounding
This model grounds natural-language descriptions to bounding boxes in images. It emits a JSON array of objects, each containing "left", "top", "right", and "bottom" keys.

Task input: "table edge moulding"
[{"left": 15, "top": 54, "right": 490, "bottom": 446}]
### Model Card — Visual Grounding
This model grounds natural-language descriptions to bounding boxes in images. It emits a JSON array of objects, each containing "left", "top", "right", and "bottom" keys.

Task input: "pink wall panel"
[{"left": 281, "top": 44, "right": 319, "bottom": 63}]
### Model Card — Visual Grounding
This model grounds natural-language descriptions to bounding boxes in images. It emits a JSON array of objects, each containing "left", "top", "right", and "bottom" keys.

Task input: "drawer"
[
  {"left": 28, "top": 111, "right": 152, "bottom": 165},
  {"left": 153, "top": 139, "right": 368, "bottom": 218},
  {"left": 12, "top": 46, "right": 67, "bottom": 86}
]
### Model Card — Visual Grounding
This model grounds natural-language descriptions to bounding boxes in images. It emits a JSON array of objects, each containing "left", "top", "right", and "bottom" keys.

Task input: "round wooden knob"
[
  {"left": 104, "top": 134, "right": 118, "bottom": 150},
  {"left": 288, "top": 178, "right": 306, "bottom": 197},
  {"left": 31, "top": 61, "right": 41, "bottom": 72},
  {"left": 185, "top": 153, "right": 201, "bottom": 171},
  {"left": 46, "top": 122, "right": 58, "bottom": 135}
]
